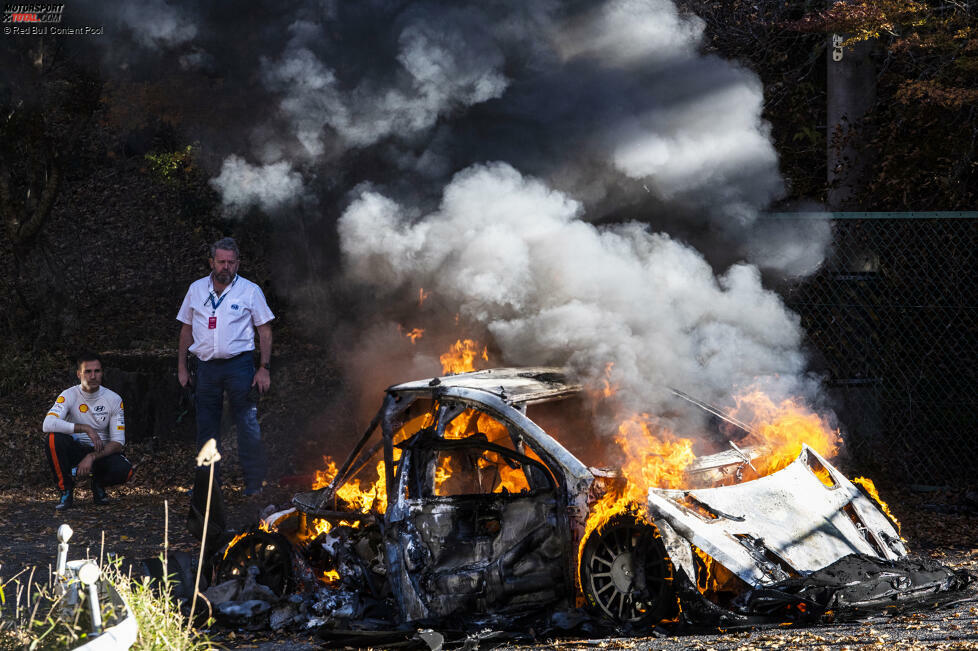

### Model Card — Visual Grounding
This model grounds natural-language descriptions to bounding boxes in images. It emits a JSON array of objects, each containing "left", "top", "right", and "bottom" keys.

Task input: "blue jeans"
[{"left": 195, "top": 353, "right": 266, "bottom": 488}]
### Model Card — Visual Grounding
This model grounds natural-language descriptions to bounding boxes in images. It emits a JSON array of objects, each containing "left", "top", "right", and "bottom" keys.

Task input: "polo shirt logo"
[{"left": 231, "top": 304, "right": 240, "bottom": 310}]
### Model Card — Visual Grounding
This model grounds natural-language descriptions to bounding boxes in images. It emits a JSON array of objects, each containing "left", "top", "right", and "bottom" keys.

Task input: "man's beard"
[{"left": 215, "top": 271, "right": 233, "bottom": 284}]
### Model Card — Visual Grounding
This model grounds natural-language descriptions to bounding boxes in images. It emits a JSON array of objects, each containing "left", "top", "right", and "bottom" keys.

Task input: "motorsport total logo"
[
  {"left": 3, "top": 3, "right": 104, "bottom": 35},
  {"left": 2, "top": 3, "right": 64, "bottom": 23}
]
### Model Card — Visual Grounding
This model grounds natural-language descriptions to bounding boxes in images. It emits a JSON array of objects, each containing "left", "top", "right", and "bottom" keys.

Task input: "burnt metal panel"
[
  {"left": 388, "top": 367, "right": 581, "bottom": 405},
  {"left": 647, "top": 446, "right": 906, "bottom": 588}
]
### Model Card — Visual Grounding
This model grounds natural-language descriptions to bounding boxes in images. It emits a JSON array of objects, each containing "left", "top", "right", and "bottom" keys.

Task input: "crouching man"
[{"left": 43, "top": 352, "right": 133, "bottom": 511}]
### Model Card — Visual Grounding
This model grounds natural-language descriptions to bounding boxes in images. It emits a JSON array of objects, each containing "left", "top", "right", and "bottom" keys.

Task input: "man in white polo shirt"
[
  {"left": 177, "top": 237, "right": 274, "bottom": 495},
  {"left": 43, "top": 351, "right": 133, "bottom": 511}
]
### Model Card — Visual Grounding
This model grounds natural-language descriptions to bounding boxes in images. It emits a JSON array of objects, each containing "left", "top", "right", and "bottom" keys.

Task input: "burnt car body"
[{"left": 230, "top": 367, "right": 969, "bottom": 632}]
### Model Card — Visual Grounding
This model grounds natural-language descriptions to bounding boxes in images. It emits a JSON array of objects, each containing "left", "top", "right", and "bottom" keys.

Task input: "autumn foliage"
[{"left": 682, "top": 0, "right": 978, "bottom": 209}]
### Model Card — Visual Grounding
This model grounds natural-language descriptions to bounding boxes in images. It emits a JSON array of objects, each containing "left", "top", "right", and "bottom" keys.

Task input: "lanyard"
[
  {"left": 209, "top": 291, "right": 229, "bottom": 313},
  {"left": 206, "top": 276, "right": 236, "bottom": 314}
]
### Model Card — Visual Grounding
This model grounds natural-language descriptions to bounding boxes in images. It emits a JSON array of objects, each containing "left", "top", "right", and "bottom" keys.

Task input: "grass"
[
  {"left": 0, "top": 558, "right": 216, "bottom": 650},
  {"left": 110, "top": 559, "right": 216, "bottom": 651}
]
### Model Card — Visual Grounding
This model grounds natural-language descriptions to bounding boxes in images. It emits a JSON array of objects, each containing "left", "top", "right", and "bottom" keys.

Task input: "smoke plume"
[
  {"left": 210, "top": 156, "right": 305, "bottom": 215},
  {"left": 67, "top": 0, "right": 834, "bottom": 435},
  {"left": 340, "top": 163, "right": 817, "bottom": 431}
]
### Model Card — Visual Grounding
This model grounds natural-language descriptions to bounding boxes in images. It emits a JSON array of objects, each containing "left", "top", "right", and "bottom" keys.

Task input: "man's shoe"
[
  {"left": 92, "top": 478, "right": 110, "bottom": 505},
  {"left": 55, "top": 490, "right": 73, "bottom": 511}
]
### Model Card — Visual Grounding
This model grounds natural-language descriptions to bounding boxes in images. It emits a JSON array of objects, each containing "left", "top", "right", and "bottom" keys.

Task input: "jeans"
[{"left": 195, "top": 353, "right": 266, "bottom": 488}]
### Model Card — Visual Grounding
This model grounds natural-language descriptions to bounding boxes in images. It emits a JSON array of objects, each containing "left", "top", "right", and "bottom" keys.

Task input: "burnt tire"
[
  {"left": 579, "top": 514, "right": 675, "bottom": 626},
  {"left": 214, "top": 531, "right": 293, "bottom": 597}
]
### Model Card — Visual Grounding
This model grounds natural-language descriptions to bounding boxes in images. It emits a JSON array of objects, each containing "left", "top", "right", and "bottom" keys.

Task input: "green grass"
[{"left": 0, "top": 559, "right": 216, "bottom": 650}]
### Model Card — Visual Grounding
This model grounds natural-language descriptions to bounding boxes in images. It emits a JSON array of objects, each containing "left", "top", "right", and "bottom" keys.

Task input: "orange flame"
[
  {"left": 733, "top": 390, "right": 842, "bottom": 478},
  {"left": 311, "top": 456, "right": 388, "bottom": 514},
  {"left": 852, "top": 476, "right": 901, "bottom": 534},
  {"left": 434, "top": 454, "right": 453, "bottom": 491},
  {"left": 576, "top": 391, "right": 848, "bottom": 592},
  {"left": 578, "top": 415, "right": 696, "bottom": 574},
  {"left": 693, "top": 546, "right": 744, "bottom": 596},
  {"left": 222, "top": 532, "right": 248, "bottom": 560},
  {"left": 615, "top": 415, "right": 697, "bottom": 493},
  {"left": 419, "top": 287, "right": 430, "bottom": 306},
  {"left": 312, "top": 457, "right": 340, "bottom": 491},
  {"left": 481, "top": 451, "right": 530, "bottom": 494},
  {"left": 601, "top": 362, "right": 617, "bottom": 398},
  {"left": 439, "top": 339, "right": 488, "bottom": 374},
  {"left": 404, "top": 327, "right": 425, "bottom": 344}
]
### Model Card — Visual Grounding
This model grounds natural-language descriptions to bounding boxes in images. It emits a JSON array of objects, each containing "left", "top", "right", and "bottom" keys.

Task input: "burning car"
[{"left": 215, "top": 367, "right": 972, "bottom": 634}]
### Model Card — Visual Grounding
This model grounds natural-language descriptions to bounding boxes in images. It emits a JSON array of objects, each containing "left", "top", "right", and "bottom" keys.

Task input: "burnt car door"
[{"left": 383, "top": 413, "right": 570, "bottom": 623}]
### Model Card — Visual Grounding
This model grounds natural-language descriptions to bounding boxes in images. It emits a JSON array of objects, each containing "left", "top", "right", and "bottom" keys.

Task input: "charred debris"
[{"left": 162, "top": 368, "right": 974, "bottom": 645}]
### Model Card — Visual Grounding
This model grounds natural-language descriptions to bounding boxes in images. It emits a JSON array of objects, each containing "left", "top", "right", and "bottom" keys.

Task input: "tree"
[
  {"left": 0, "top": 38, "right": 101, "bottom": 346},
  {"left": 791, "top": 0, "right": 978, "bottom": 208}
]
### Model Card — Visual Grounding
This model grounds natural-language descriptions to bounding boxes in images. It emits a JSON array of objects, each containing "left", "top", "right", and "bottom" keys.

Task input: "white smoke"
[
  {"left": 610, "top": 77, "right": 781, "bottom": 214},
  {"left": 554, "top": 0, "right": 704, "bottom": 65},
  {"left": 746, "top": 215, "right": 833, "bottom": 278},
  {"left": 340, "top": 162, "right": 815, "bottom": 426},
  {"left": 210, "top": 156, "right": 305, "bottom": 215},
  {"left": 118, "top": 0, "right": 197, "bottom": 49},
  {"left": 259, "top": 13, "right": 508, "bottom": 156},
  {"left": 224, "top": 0, "right": 821, "bottom": 276}
]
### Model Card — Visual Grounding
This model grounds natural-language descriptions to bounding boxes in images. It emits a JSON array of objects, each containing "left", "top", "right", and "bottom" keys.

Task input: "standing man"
[
  {"left": 44, "top": 352, "right": 133, "bottom": 511},
  {"left": 177, "top": 237, "right": 274, "bottom": 495}
]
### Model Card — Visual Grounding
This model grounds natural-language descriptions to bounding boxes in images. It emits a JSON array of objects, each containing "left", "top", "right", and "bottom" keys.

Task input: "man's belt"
[{"left": 197, "top": 351, "right": 253, "bottom": 364}]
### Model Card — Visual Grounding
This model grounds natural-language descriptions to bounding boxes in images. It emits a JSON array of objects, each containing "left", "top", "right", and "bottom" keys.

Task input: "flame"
[
  {"left": 311, "top": 456, "right": 388, "bottom": 514},
  {"left": 434, "top": 454, "right": 453, "bottom": 492},
  {"left": 312, "top": 457, "right": 340, "bottom": 491},
  {"left": 600, "top": 362, "right": 618, "bottom": 398},
  {"left": 432, "top": 406, "right": 532, "bottom": 495},
  {"left": 694, "top": 546, "right": 717, "bottom": 593},
  {"left": 441, "top": 407, "right": 509, "bottom": 441},
  {"left": 482, "top": 451, "right": 530, "bottom": 494},
  {"left": 811, "top": 466, "right": 835, "bottom": 488},
  {"left": 616, "top": 415, "right": 697, "bottom": 492},
  {"left": 403, "top": 327, "right": 425, "bottom": 344},
  {"left": 418, "top": 287, "right": 430, "bottom": 306},
  {"left": 439, "top": 339, "right": 489, "bottom": 374},
  {"left": 733, "top": 390, "right": 842, "bottom": 477},
  {"left": 222, "top": 532, "right": 248, "bottom": 560},
  {"left": 852, "top": 476, "right": 901, "bottom": 534},
  {"left": 261, "top": 403, "right": 439, "bottom": 587},
  {"left": 578, "top": 415, "right": 696, "bottom": 576},
  {"left": 575, "top": 393, "right": 844, "bottom": 594},
  {"left": 309, "top": 409, "right": 432, "bottom": 521},
  {"left": 693, "top": 546, "right": 743, "bottom": 596}
]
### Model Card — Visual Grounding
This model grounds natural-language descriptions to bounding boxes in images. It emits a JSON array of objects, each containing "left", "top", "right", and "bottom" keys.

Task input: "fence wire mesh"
[{"left": 779, "top": 213, "right": 978, "bottom": 487}]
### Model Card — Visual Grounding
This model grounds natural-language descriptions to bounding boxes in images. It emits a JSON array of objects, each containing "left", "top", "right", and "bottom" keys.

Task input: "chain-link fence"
[{"left": 777, "top": 212, "right": 978, "bottom": 487}]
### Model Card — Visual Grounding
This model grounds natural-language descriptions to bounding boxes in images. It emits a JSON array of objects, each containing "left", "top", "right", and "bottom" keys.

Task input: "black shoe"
[
  {"left": 55, "top": 490, "right": 73, "bottom": 511},
  {"left": 92, "top": 478, "right": 110, "bottom": 505}
]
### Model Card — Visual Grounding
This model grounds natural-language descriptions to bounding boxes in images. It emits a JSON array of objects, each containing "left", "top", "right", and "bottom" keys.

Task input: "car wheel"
[
  {"left": 579, "top": 513, "right": 675, "bottom": 625},
  {"left": 215, "top": 531, "right": 293, "bottom": 597}
]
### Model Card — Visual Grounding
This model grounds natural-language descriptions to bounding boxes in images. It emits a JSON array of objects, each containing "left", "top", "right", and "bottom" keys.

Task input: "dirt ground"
[{"left": 2, "top": 453, "right": 977, "bottom": 650}]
